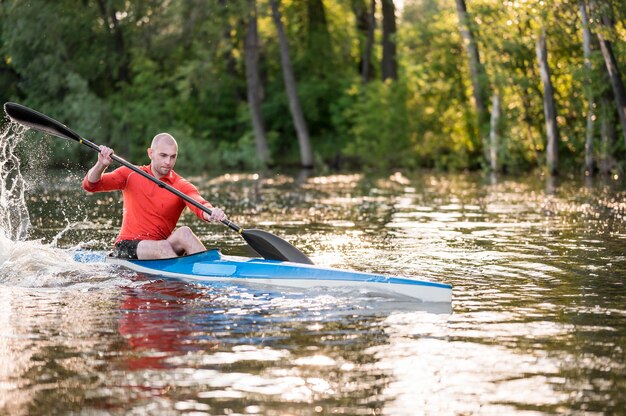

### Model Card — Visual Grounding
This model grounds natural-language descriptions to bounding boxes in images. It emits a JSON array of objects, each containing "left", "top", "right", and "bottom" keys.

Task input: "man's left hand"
[{"left": 205, "top": 206, "right": 227, "bottom": 223}]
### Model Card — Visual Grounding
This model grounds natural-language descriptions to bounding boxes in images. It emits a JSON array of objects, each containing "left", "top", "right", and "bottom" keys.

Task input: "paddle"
[{"left": 4, "top": 102, "right": 314, "bottom": 265}]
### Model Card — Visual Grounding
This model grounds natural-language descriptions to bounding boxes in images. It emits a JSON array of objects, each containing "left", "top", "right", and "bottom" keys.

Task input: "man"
[{"left": 82, "top": 133, "right": 227, "bottom": 260}]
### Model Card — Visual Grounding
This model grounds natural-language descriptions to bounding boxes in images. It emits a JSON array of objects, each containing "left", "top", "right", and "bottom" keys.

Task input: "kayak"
[
  {"left": 105, "top": 249, "right": 452, "bottom": 303},
  {"left": 106, "top": 250, "right": 451, "bottom": 303}
]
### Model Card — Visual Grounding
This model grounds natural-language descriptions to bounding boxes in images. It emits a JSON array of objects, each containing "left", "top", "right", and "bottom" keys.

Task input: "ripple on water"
[{"left": 1, "top": 170, "right": 625, "bottom": 414}]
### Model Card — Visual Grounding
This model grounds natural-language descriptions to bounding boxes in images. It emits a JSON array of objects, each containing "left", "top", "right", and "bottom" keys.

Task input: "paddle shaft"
[{"left": 79, "top": 136, "right": 242, "bottom": 233}]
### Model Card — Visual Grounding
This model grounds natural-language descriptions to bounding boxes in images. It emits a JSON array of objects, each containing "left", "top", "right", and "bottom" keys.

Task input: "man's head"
[{"left": 148, "top": 133, "right": 178, "bottom": 178}]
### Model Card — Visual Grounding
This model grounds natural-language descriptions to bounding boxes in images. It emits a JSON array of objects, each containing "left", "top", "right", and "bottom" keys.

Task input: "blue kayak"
[{"left": 105, "top": 249, "right": 452, "bottom": 303}]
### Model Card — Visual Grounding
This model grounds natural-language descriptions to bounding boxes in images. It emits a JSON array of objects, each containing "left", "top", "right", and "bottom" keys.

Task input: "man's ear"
[{"left": 147, "top": 148, "right": 152, "bottom": 159}]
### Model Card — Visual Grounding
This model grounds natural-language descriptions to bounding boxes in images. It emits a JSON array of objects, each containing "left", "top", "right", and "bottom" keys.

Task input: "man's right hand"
[
  {"left": 98, "top": 146, "right": 114, "bottom": 167},
  {"left": 87, "top": 146, "right": 114, "bottom": 183}
]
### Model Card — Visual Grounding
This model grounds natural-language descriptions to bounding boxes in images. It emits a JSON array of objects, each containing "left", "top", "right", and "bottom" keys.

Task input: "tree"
[
  {"left": 244, "top": 0, "right": 269, "bottom": 165},
  {"left": 536, "top": 26, "right": 560, "bottom": 175},
  {"left": 489, "top": 93, "right": 501, "bottom": 172},
  {"left": 454, "top": 0, "right": 490, "bottom": 167},
  {"left": 599, "top": 93, "right": 617, "bottom": 174},
  {"left": 592, "top": 1, "right": 626, "bottom": 146},
  {"left": 94, "top": 0, "right": 131, "bottom": 84},
  {"left": 269, "top": 0, "right": 314, "bottom": 168},
  {"left": 306, "top": 0, "right": 333, "bottom": 72},
  {"left": 353, "top": 0, "right": 376, "bottom": 83},
  {"left": 579, "top": 0, "right": 596, "bottom": 174},
  {"left": 218, "top": 0, "right": 238, "bottom": 81},
  {"left": 381, "top": 0, "right": 397, "bottom": 81}
]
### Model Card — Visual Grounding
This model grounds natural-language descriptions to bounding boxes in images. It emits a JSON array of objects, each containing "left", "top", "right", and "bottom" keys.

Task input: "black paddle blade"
[
  {"left": 4, "top": 102, "right": 81, "bottom": 142},
  {"left": 242, "top": 229, "right": 314, "bottom": 264}
]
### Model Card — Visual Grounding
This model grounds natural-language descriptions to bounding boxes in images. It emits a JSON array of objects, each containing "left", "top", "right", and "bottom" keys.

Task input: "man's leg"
[
  {"left": 136, "top": 227, "right": 206, "bottom": 260},
  {"left": 136, "top": 240, "right": 177, "bottom": 259},
  {"left": 167, "top": 226, "right": 206, "bottom": 256}
]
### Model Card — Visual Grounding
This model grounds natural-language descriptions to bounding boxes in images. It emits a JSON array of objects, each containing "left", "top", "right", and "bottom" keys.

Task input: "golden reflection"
[
  {"left": 179, "top": 349, "right": 339, "bottom": 401},
  {"left": 389, "top": 172, "right": 410, "bottom": 185},
  {"left": 202, "top": 173, "right": 265, "bottom": 184},
  {"left": 306, "top": 174, "right": 363, "bottom": 186},
  {"left": 0, "top": 288, "right": 33, "bottom": 415},
  {"left": 0, "top": 286, "right": 122, "bottom": 415},
  {"left": 374, "top": 312, "right": 570, "bottom": 413},
  {"left": 293, "top": 355, "right": 337, "bottom": 366},
  {"left": 309, "top": 233, "right": 364, "bottom": 267}
]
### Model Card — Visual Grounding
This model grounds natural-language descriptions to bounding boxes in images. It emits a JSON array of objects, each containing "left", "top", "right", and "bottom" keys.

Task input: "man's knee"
[
  {"left": 169, "top": 226, "right": 195, "bottom": 247},
  {"left": 172, "top": 226, "right": 194, "bottom": 241},
  {"left": 169, "top": 226, "right": 205, "bottom": 255},
  {"left": 180, "top": 226, "right": 194, "bottom": 237}
]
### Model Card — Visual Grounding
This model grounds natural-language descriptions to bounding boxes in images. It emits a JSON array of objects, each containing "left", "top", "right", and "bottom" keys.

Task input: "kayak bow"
[{"left": 105, "top": 249, "right": 452, "bottom": 303}]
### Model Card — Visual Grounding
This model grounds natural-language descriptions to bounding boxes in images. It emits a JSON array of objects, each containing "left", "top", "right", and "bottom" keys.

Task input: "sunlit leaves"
[{"left": 0, "top": 0, "right": 624, "bottom": 172}]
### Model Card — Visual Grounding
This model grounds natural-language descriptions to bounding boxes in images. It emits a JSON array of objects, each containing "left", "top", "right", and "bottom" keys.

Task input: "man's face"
[{"left": 148, "top": 141, "right": 178, "bottom": 178}]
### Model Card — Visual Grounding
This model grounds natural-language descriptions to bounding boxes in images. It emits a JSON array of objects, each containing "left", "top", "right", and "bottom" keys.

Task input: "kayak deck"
[{"left": 105, "top": 249, "right": 452, "bottom": 303}]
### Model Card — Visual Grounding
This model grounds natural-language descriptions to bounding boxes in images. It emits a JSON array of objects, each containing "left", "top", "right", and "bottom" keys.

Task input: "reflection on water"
[{"left": 1, "top": 169, "right": 625, "bottom": 414}]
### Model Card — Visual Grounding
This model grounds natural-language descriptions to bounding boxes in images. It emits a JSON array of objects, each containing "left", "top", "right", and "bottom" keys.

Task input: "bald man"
[{"left": 82, "top": 133, "right": 226, "bottom": 259}]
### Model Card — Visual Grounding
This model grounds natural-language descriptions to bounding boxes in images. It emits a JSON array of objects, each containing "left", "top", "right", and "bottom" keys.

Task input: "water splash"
[
  {"left": 0, "top": 122, "right": 30, "bottom": 240},
  {"left": 0, "top": 122, "right": 122, "bottom": 288}
]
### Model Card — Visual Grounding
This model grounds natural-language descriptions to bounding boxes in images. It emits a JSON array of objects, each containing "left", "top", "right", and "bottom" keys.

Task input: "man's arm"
[
  {"left": 86, "top": 146, "right": 114, "bottom": 183},
  {"left": 177, "top": 179, "right": 227, "bottom": 223},
  {"left": 82, "top": 146, "right": 128, "bottom": 193}
]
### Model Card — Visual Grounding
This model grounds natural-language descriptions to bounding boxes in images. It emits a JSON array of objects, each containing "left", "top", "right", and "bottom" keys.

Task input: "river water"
[{"left": 1, "top": 133, "right": 625, "bottom": 415}]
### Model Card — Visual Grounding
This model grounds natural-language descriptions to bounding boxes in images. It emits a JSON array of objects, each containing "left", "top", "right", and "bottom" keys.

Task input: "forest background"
[{"left": 0, "top": 0, "right": 624, "bottom": 176}]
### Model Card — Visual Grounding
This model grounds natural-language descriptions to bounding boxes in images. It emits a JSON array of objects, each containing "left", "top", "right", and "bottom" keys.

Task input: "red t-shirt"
[{"left": 82, "top": 165, "right": 210, "bottom": 243}]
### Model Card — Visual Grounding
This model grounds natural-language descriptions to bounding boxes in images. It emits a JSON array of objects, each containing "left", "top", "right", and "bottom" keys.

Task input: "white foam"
[
  {"left": 0, "top": 122, "right": 134, "bottom": 290},
  {"left": 0, "top": 231, "right": 120, "bottom": 288}
]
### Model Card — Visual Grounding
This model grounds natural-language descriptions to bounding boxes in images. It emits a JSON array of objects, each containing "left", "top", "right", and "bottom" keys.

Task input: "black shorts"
[{"left": 112, "top": 240, "right": 141, "bottom": 259}]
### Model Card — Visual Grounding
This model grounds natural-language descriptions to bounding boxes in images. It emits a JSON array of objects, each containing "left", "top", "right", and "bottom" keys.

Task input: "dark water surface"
[{"left": 1, "top": 169, "right": 625, "bottom": 415}]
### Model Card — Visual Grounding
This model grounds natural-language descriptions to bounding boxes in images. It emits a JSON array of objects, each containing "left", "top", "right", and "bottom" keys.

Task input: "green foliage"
[
  {"left": 343, "top": 80, "right": 415, "bottom": 169},
  {"left": 0, "top": 0, "right": 624, "bottom": 174}
]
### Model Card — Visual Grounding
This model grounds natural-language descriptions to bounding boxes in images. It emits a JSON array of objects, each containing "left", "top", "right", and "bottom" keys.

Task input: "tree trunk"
[
  {"left": 364, "top": 0, "right": 376, "bottom": 83},
  {"left": 579, "top": 0, "right": 595, "bottom": 174},
  {"left": 95, "top": 0, "right": 130, "bottom": 83},
  {"left": 489, "top": 93, "right": 500, "bottom": 172},
  {"left": 596, "top": 14, "right": 626, "bottom": 146},
  {"left": 513, "top": 27, "right": 542, "bottom": 166},
  {"left": 218, "top": 0, "right": 237, "bottom": 79},
  {"left": 521, "top": 90, "right": 542, "bottom": 164},
  {"left": 599, "top": 94, "right": 616, "bottom": 175},
  {"left": 381, "top": 0, "right": 397, "bottom": 81},
  {"left": 307, "top": 0, "right": 331, "bottom": 55},
  {"left": 353, "top": 0, "right": 376, "bottom": 83},
  {"left": 536, "top": 27, "right": 559, "bottom": 176},
  {"left": 305, "top": 0, "right": 334, "bottom": 77},
  {"left": 244, "top": 0, "right": 269, "bottom": 165},
  {"left": 270, "top": 0, "right": 314, "bottom": 168},
  {"left": 455, "top": 0, "right": 490, "bottom": 164}
]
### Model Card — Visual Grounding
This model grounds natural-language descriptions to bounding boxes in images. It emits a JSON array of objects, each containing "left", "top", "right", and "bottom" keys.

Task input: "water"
[
  {"left": 1, "top": 130, "right": 625, "bottom": 414},
  {"left": 0, "top": 123, "right": 30, "bottom": 240}
]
